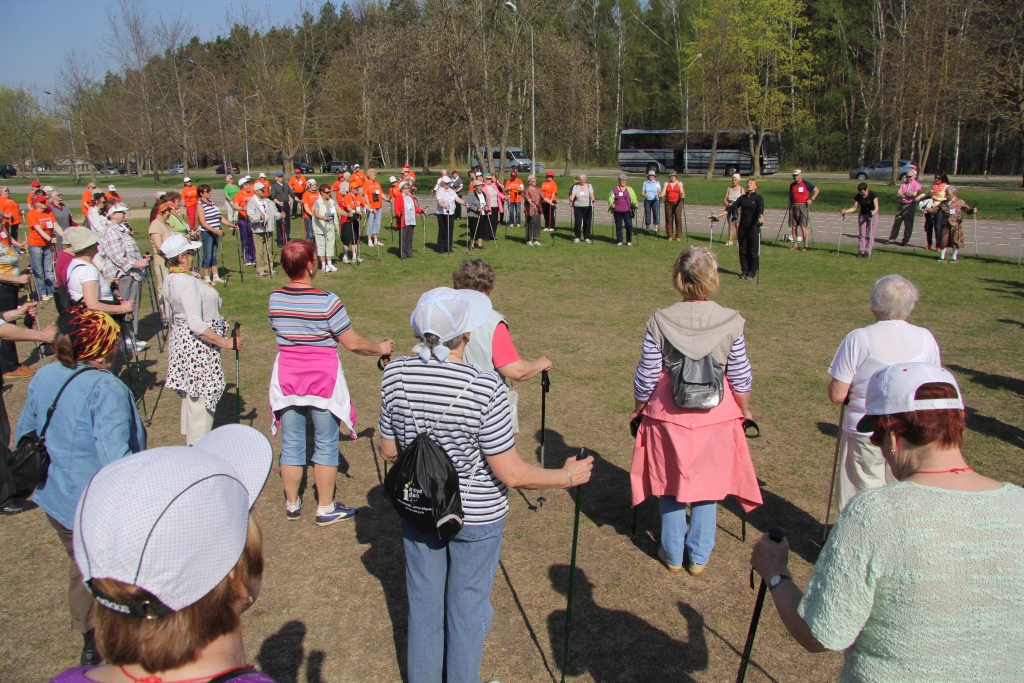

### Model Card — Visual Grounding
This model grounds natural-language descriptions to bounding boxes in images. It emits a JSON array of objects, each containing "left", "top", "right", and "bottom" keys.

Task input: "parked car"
[
  {"left": 104, "top": 167, "right": 120, "bottom": 175},
  {"left": 0, "top": 164, "right": 18, "bottom": 179},
  {"left": 169, "top": 164, "right": 185, "bottom": 174},
  {"left": 120, "top": 165, "right": 138, "bottom": 175},
  {"left": 216, "top": 162, "right": 240, "bottom": 175},
  {"left": 849, "top": 159, "right": 919, "bottom": 181},
  {"left": 292, "top": 161, "right": 315, "bottom": 174},
  {"left": 478, "top": 146, "right": 544, "bottom": 175},
  {"left": 321, "top": 160, "right": 350, "bottom": 174}
]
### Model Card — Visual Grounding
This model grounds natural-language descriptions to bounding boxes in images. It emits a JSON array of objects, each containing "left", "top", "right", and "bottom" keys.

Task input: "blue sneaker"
[
  {"left": 315, "top": 502, "right": 357, "bottom": 527},
  {"left": 285, "top": 496, "right": 302, "bottom": 521}
]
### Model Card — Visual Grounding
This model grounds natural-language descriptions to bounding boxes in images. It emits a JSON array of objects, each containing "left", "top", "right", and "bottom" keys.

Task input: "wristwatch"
[{"left": 768, "top": 573, "right": 792, "bottom": 590}]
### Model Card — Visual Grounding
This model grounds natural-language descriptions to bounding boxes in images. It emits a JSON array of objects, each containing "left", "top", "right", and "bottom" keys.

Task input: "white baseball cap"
[
  {"left": 106, "top": 203, "right": 129, "bottom": 216},
  {"left": 856, "top": 363, "right": 964, "bottom": 432},
  {"left": 410, "top": 287, "right": 492, "bottom": 361},
  {"left": 183, "top": 176, "right": 192, "bottom": 183},
  {"left": 732, "top": 173, "right": 742, "bottom": 181},
  {"left": 73, "top": 425, "right": 272, "bottom": 617},
  {"left": 239, "top": 175, "right": 252, "bottom": 185},
  {"left": 254, "top": 181, "right": 266, "bottom": 191},
  {"left": 791, "top": 169, "right": 803, "bottom": 176},
  {"left": 389, "top": 176, "right": 397, "bottom": 183},
  {"left": 158, "top": 233, "right": 202, "bottom": 259},
  {"left": 108, "top": 184, "right": 117, "bottom": 191}
]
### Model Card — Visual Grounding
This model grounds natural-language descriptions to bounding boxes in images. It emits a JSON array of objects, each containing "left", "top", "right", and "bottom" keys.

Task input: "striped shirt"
[
  {"left": 200, "top": 199, "right": 221, "bottom": 231},
  {"left": 634, "top": 332, "right": 752, "bottom": 401},
  {"left": 379, "top": 355, "right": 515, "bottom": 525},
  {"left": 268, "top": 287, "right": 351, "bottom": 347}
]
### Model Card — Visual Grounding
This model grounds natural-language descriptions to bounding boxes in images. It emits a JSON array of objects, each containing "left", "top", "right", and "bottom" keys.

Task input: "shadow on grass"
[
  {"left": 546, "top": 565, "right": 708, "bottom": 682},
  {"left": 256, "top": 620, "right": 326, "bottom": 683},
  {"left": 947, "top": 363, "right": 1024, "bottom": 398},
  {"left": 966, "top": 407, "right": 1024, "bottom": 450},
  {"left": 817, "top": 421, "right": 840, "bottom": 438},
  {"left": 997, "top": 318, "right": 1024, "bottom": 330}
]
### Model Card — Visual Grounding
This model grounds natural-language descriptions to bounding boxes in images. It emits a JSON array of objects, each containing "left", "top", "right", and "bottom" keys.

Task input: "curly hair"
[{"left": 452, "top": 259, "right": 495, "bottom": 293}]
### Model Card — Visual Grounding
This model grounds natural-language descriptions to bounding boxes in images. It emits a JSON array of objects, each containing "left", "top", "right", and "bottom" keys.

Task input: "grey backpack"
[{"left": 663, "top": 345, "right": 724, "bottom": 409}]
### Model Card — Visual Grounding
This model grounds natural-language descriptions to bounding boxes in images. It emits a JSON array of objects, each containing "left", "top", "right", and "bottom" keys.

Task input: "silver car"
[{"left": 849, "top": 159, "right": 919, "bottom": 181}]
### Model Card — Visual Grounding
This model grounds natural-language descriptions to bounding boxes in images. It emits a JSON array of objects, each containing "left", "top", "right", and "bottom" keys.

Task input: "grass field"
[
  {"left": 7, "top": 169, "right": 1024, "bottom": 220},
  {"left": 0, "top": 217, "right": 1022, "bottom": 682}
]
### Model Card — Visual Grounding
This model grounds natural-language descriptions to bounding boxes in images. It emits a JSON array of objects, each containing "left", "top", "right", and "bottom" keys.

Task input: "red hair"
[
  {"left": 869, "top": 383, "right": 965, "bottom": 449},
  {"left": 280, "top": 240, "right": 316, "bottom": 279}
]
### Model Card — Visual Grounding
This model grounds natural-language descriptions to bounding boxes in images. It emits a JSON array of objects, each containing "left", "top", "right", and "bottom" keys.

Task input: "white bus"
[{"left": 618, "top": 129, "right": 780, "bottom": 176}]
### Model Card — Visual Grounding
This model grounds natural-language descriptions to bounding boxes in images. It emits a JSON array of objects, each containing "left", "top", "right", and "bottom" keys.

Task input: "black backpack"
[
  {"left": 0, "top": 367, "right": 97, "bottom": 507},
  {"left": 384, "top": 376, "right": 483, "bottom": 538},
  {"left": 663, "top": 344, "right": 725, "bottom": 409}
]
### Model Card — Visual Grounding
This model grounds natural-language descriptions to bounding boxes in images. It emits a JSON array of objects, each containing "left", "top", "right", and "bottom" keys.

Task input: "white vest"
[{"left": 463, "top": 309, "right": 508, "bottom": 372}]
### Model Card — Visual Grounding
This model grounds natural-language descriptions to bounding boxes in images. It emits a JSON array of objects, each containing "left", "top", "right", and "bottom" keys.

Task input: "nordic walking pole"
[
  {"left": 682, "top": 199, "right": 689, "bottom": 236},
  {"left": 756, "top": 229, "right": 761, "bottom": 285},
  {"left": 24, "top": 275, "right": 47, "bottom": 363},
  {"left": 736, "top": 526, "right": 786, "bottom": 683},
  {"left": 234, "top": 225, "right": 244, "bottom": 283},
  {"left": 144, "top": 256, "right": 165, "bottom": 352},
  {"left": 560, "top": 453, "right": 585, "bottom": 683},
  {"left": 973, "top": 210, "right": 978, "bottom": 256},
  {"left": 775, "top": 204, "right": 792, "bottom": 242},
  {"left": 124, "top": 317, "right": 149, "bottom": 424},
  {"left": 709, "top": 216, "right": 718, "bottom": 247},
  {"left": 807, "top": 206, "right": 814, "bottom": 247},
  {"left": 837, "top": 214, "right": 845, "bottom": 257},
  {"left": 821, "top": 402, "right": 847, "bottom": 544},
  {"left": 538, "top": 369, "right": 551, "bottom": 507},
  {"left": 232, "top": 322, "right": 241, "bottom": 424}
]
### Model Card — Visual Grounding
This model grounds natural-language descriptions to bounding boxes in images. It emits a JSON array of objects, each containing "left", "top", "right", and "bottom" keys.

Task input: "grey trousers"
[{"left": 118, "top": 274, "right": 142, "bottom": 338}]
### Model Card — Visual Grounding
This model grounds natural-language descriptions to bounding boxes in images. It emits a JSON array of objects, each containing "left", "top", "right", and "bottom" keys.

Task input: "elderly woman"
[
  {"left": 569, "top": 174, "right": 595, "bottom": 244},
  {"left": 710, "top": 178, "right": 764, "bottom": 280},
  {"left": 48, "top": 425, "right": 273, "bottom": 683},
  {"left": 64, "top": 229, "right": 135, "bottom": 318},
  {"left": 751, "top": 363, "right": 1024, "bottom": 682},
  {"left": 524, "top": 175, "right": 543, "bottom": 246},
  {"left": 630, "top": 246, "right": 762, "bottom": 576},
  {"left": 98, "top": 203, "right": 151, "bottom": 350},
  {"left": 661, "top": 173, "right": 686, "bottom": 242},
  {"left": 466, "top": 178, "right": 490, "bottom": 250},
  {"left": 17, "top": 308, "right": 145, "bottom": 666},
  {"left": 934, "top": 185, "right": 977, "bottom": 262},
  {"left": 435, "top": 176, "right": 466, "bottom": 254},
  {"left": 269, "top": 240, "right": 392, "bottom": 525},
  {"left": 197, "top": 183, "right": 232, "bottom": 284},
  {"left": 26, "top": 192, "right": 60, "bottom": 301},
  {"left": 379, "top": 287, "right": 592, "bottom": 683},
  {"left": 160, "top": 234, "right": 240, "bottom": 445},
  {"left": 918, "top": 172, "right": 949, "bottom": 251},
  {"left": 394, "top": 182, "right": 422, "bottom": 259},
  {"left": 310, "top": 183, "right": 341, "bottom": 272},
  {"left": 841, "top": 182, "right": 880, "bottom": 258},
  {"left": 47, "top": 190, "right": 76, "bottom": 252},
  {"left": 722, "top": 173, "right": 744, "bottom": 246},
  {"left": 248, "top": 181, "right": 276, "bottom": 277},
  {"left": 608, "top": 174, "right": 637, "bottom": 246},
  {"left": 827, "top": 274, "right": 941, "bottom": 512}
]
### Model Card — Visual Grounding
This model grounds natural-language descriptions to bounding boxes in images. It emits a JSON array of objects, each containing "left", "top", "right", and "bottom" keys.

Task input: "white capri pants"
[
  {"left": 835, "top": 430, "right": 896, "bottom": 512},
  {"left": 313, "top": 222, "right": 335, "bottom": 257}
]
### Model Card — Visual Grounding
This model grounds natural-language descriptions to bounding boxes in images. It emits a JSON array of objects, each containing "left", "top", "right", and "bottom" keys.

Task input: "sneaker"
[
  {"left": 573, "top": 238, "right": 580, "bottom": 243},
  {"left": 41, "top": 294, "right": 52, "bottom": 301},
  {"left": 726, "top": 241, "right": 733, "bottom": 246},
  {"left": 617, "top": 242, "right": 623, "bottom": 246},
  {"left": 685, "top": 559, "right": 706, "bottom": 577},
  {"left": 585, "top": 239, "right": 592, "bottom": 244},
  {"left": 5, "top": 365, "right": 34, "bottom": 378},
  {"left": 342, "top": 255, "right": 351, "bottom": 264},
  {"left": 212, "top": 275, "right": 226, "bottom": 283},
  {"left": 626, "top": 242, "right": 632, "bottom": 246},
  {"left": 328, "top": 263, "right": 338, "bottom": 272},
  {"left": 133, "top": 339, "right": 148, "bottom": 350},
  {"left": 204, "top": 277, "right": 212, "bottom": 285},
  {"left": 355, "top": 256, "right": 364, "bottom": 263},
  {"left": 657, "top": 547, "right": 683, "bottom": 574},
  {"left": 315, "top": 502, "right": 358, "bottom": 527},
  {"left": 286, "top": 497, "right": 302, "bottom": 521},
  {"left": 937, "top": 256, "right": 946, "bottom": 261},
  {"left": 259, "top": 271, "right": 268, "bottom": 277},
  {"left": 951, "top": 256, "right": 958, "bottom": 262}
]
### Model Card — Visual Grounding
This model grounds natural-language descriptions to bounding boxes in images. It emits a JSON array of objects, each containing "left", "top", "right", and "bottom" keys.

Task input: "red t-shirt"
[
  {"left": 665, "top": 182, "right": 682, "bottom": 203},
  {"left": 491, "top": 322, "right": 520, "bottom": 368}
]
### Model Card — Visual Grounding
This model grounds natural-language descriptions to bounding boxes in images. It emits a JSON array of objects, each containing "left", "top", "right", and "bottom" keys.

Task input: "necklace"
[
  {"left": 119, "top": 664, "right": 253, "bottom": 683},
  {"left": 168, "top": 267, "right": 200, "bottom": 279},
  {"left": 910, "top": 467, "right": 973, "bottom": 475}
]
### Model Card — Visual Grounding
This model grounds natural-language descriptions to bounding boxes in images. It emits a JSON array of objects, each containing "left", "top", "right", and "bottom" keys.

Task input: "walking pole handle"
[
  {"left": 541, "top": 369, "right": 550, "bottom": 393},
  {"left": 232, "top": 322, "right": 241, "bottom": 352}
]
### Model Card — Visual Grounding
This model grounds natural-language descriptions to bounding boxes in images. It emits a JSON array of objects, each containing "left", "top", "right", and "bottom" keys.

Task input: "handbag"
[{"left": 9, "top": 367, "right": 97, "bottom": 497}]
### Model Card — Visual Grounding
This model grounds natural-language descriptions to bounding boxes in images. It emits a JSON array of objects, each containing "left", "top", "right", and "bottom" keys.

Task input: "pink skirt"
[{"left": 630, "top": 416, "right": 763, "bottom": 512}]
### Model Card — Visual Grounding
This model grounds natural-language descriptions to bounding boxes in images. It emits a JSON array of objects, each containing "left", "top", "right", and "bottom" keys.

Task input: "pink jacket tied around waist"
[
  {"left": 631, "top": 370, "right": 762, "bottom": 512},
  {"left": 269, "top": 345, "right": 356, "bottom": 437}
]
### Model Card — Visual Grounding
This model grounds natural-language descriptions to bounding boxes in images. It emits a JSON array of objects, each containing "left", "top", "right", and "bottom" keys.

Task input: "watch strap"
[{"left": 768, "top": 573, "right": 792, "bottom": 589}]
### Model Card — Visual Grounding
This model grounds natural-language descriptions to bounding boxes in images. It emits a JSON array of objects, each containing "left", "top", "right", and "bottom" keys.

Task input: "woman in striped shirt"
[
  {"left": 196, "top": 184, "right": 234, "bottom": 285},
  {"left": 379, "top": 287, "right": 593, "bottom": 683},
  {"left": 268, "top": 240, "right": 393, "bottom": 527},
  {"left": 630, "top": 245, "right": 762, "bottom": 577}
]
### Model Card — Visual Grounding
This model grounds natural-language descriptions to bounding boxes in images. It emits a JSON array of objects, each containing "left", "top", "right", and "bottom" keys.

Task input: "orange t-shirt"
[
  {"left": 363, "top": 181, "right": 384, "bottom": 210},
  {"left": 81, "top": 189, "right": 93, "bottom": 217},
  {"left": 332, "top": 180, "right": 344, "bottom": 196},
  {"left": 182, "top": 186, "right": 199, "bottom": 207},
  {"left": 505, "top": 178, "right": 525, "bottom": 203},
  {"left": 26, "top": 208, "right": 56, "bottom": 247},
  {"left": 234, "top": 187, "right": 255, "bottom": 218},
  {"left": 106, "top": 191, "right": 121, "bottom": 204},
  {"left": 350, "top": 171, "right": 366, "bottom": 189},
  {"left": 301, "top": 192, "right": 318, "bottom": 218},
  {"left": 288, "top": 175, "right": 306, "bottom": 195},
  {"left": 2, "top": 197, "right": 22, "bottom": 226},
  {"left": 541, "top": 180, "right": 558, "bottom": 202},
  {"left": 260, "top": 182, "right": 271, "bottom": 198},
  {"left": 342, "top": 192, "right": 365, "bottom": 218}
]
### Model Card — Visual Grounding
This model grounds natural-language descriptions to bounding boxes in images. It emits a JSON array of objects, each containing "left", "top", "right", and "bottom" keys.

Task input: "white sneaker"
[
  {"left": 355, "top": 256, "right": 364, "bottom": 263},
  {"left": 132, "top": 339, "right": 148, "bottom": 350},
  {"left": 204, "top": 277, "right": 212, "bottom": 285},
  {"left": 585, "top": 239, "right": 592, "bottom": 244},
  {"left": 573, "top": 238, "right": 580, "bottom": 243},
  {"left": 627, "top": 242, "right": 633, "bottom": 246},
  {"left": 329, "top": 263, "right": 339, "bottom": 271},
  {"left": 341, "top": 255, "right": 350, "bottom": 264}
]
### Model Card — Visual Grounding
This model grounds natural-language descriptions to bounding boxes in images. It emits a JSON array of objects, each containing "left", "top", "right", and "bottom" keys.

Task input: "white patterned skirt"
[{"left": 165, "top": 317, "right": 227, "bottom": 413}]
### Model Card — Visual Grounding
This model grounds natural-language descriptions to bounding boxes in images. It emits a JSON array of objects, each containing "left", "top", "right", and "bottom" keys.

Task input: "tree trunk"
[{"left": 705, "top": 130, "right": 720, "bottom": 180}]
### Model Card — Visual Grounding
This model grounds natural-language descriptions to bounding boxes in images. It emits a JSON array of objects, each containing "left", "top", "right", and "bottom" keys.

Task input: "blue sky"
[{"left": 1, "top": 0, "right": 301, "bottom": 98}]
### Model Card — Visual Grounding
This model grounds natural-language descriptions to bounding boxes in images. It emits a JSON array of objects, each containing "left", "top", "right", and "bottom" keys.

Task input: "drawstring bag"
[
  {"left": 663, "top": 344, "right": 724, "bottom": 409},
  {"left": 384, "top": 376, "right": 483, "bottom": 538}
]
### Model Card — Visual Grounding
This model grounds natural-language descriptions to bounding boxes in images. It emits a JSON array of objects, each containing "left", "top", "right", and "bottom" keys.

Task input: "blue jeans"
[
  {"left": 278, "top": 406, "right": 340, "bottom": 467},
  {"left": 200, "top": 231, "right": 219, "bottom": 268},
  {"left": 303, "top": 217, "right": 314, "bottom": 242},
  {"left": 403, "top": 517, "right": 506, "bottom": 683},
  {"left": 660, "top": 497, "right": 717, "bottom": 566},
  {"left": 644, "top": 198, "right": 660, "bottom": 227},
  {"left": 28, "top": 245, "right": 54, "bottom": 296},
  {"left": 507, "top": 201, "right": 522, "bottom": 226}
]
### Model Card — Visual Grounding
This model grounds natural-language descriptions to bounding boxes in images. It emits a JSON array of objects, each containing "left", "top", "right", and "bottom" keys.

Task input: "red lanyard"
[{"left": 119, "top": 665, "right": 253, "bottom": 683}]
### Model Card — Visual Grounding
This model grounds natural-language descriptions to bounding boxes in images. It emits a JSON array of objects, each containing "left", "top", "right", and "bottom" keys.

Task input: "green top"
[
  {"left": 799, "top": 481, "right": 1024, "bottom": 682},
  {"left": 223, "top": 183, "right": 239, "bottom": 201},
  {"left": 167, "top": 213, "right": 189, "bottom": 235}
]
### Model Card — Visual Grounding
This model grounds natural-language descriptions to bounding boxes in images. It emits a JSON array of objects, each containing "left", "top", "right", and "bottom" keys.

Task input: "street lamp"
[
  {"left": 683, "top": 53, "right": 702, "bottom": 176},
  {"left": 188, "top": 59, "right": 231, "bottom": 176},
  {"left": 504, "top": 2, "right": 536, "bottom": 177}
]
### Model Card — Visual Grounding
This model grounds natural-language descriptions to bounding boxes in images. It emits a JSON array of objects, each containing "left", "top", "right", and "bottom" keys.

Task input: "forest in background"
[{"left": 1, "top": 0, "right": 1023, "bottom": 180}]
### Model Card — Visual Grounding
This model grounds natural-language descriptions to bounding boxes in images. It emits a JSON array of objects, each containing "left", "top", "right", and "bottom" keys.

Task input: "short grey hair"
[{"left": 870, "top": 275, "right": 920, "bottom": 320}]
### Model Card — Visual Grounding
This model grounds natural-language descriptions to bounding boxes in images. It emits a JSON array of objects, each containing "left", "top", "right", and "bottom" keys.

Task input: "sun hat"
[
  {"left": 855, "top": 363, "right": 964, "bottom": 432},
  {"left": 254, "top": 182, "right": 266, "bottom": 191},
  {"left": 108, "top": 184, "right": 117, "bottom": 191},
  {"left": 410, "top": 287, "right": 492, "bottom": 363},
  {"left": 183, "top": 176, "right": 192, "bottom": 183},
  {"left": 483, "top": 173, "right": 492, "bottom": 179},
  {"left": 402, "top": 163, "right": 411, "bottom": 170},
  {"left": 238, "top": 176, "right": 252, "bottom": 185},
  {"left": 159, "top": 233, "right": 202, "bottom": 259},
  {"left": 106, "top": 203, "right": 129, "bottom": 216},
  {"left": 65, "top": 227, "right": 100, "bottom": 254},
  {"left": 618, "top": 173, "right": 628, "bottom": 180},
  {"left": 42, "top": 185, "right": 54, "bottom": 194},
  {"left": 73, "top": 425, "right": 272, "bottom": 618},
  {"left": 156, "top": 190, "right": 167, "bottom": 200},
  {"left": 791, "top": 169, "right": 802, "bottom": 176},
  {"left": 732, "top": 173, "right": 742, "bottom": 181},
  {"left": 258, "top": 172, "right": 267, "bottom": 179},
  {"left": 647, "top": 171, "right": 656, "bottom": 177}
]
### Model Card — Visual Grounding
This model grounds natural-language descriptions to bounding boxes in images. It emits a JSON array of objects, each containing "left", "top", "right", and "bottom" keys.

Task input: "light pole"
[
  {"left": 44, "top": 90, "right": 81, "bottom": 184},
  {"left": 505, "top": 2, "right": 536, "bottom": 177},
  {"left": 188, "top": 59, "right": 231, "bottom": 176},
  {"left": 683, "top": 53, "right": 702, "bottom": 176},
  {"left": 242, "top": 94, "right": 258, "bottom": 176}
]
